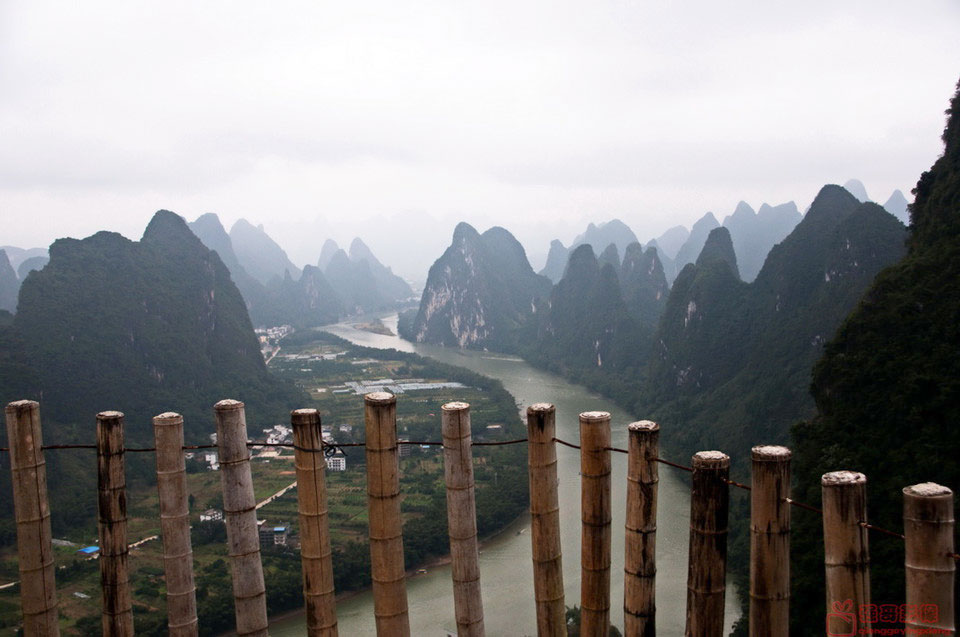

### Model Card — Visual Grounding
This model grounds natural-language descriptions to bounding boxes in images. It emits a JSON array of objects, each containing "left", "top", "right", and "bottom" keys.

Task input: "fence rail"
[{"left": 2, "top": 397, "right": 957, "bottom": 636}]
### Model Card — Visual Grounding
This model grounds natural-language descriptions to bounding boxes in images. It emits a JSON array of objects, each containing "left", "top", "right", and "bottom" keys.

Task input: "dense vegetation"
[
  {"left": 0, "top": 210, "right": 302, "bottom": 538},
  {"left": 790, "top": 78, "right": 960, "bottom": 634}
]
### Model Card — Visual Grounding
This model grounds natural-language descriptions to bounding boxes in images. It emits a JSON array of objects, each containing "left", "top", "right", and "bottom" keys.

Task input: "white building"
[
  {"left": 326, "top": 455, "right": 346, "bottom": 472},
  {"left": 200, "top": 509, "right": 223, "bottom": 523}
]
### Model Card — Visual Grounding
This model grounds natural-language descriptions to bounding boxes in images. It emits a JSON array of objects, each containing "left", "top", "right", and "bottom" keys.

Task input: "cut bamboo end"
[
  {"left": 628, "top": 420, "right": 659, "bottom": 432},
  {"left": 692, "top": 450, "right": 730, "bottom": 469},
  {"left": 822, "top": 470, "right": 866, "bottom": 486},
  {"left": 528, "top": 402, "right": 555, "bottom": 413},
  {"left": 751, "top": 445, "right": 791, "bottom": 461},
  {"left": 903, "top": 482, "right": 955, "bottom": 633},
  {"left": 214, "top": 398, "right": 244, "bottom": 411},
  {"left": 153, "top": 412, "right": 182, "bottom": 425},
  {"left": 580, "top": 410, "right": 611, "bottom": 422},
  {"left": 364, "top": 391, "right": 396, "bottom": 405},
  {"left": 442, "top": 401, "right": 470, "bottom": 412}
]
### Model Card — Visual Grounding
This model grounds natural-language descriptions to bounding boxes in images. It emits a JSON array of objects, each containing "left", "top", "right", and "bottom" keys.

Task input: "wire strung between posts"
[{"left": 1, "top": 435, "right": 954, "bottom": 560}]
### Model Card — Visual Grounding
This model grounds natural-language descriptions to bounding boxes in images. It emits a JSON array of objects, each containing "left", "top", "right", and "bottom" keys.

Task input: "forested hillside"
[{"left": 790, "top": 79, "right": 960, "bottom": 635}]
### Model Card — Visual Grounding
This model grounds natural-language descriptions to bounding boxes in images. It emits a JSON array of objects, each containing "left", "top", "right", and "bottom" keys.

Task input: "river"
[{"left": 270, "top": 314, "right": 739, "bottom": 636}]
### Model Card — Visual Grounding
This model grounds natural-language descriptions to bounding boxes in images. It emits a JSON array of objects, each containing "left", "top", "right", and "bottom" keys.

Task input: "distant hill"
[
  {"left": 696, "top": 226, "right": 740, "bottom": 278},
  {"left": 843, "top": 178, "right": 870, "bottom": 202},
  {"left": 404, "top": 223, "right": 551, "bottom": 350},
  {"left": 674, "top": 212, "right": 720, "bottom": 271},
  {"left": 570, "top": 219, "right": 639, "bottom": 256},
  {"left": 539, "top": 219, "right": 640, "bottom": 284},
  {"left": 347, "top": 238, "right": 414, "bottom": 302},
  {"left": 721, "top": 200, "right": 801, "bottom": 282},
  {"left": 229, "top": 219, "right": 302, "bottom": 285},
  {"left": 525, "top": 245, "right": 646, "bottom": 390},
  {"left": 16, "top": 255, "right": 49, "bottom": 282},
  {"left": 190, "top": 214, "right": 341, "bottom": 328},
  {"left": 257, "top": 265, "right": 342, "bottom": 328},
  {"left": 790, "top": 79, "right": 960, "bottom": 635},
  {"left": 0, "top": 246, "right": 48, "bottom": 271},
  {"left": 620, "top": 243, "right": 669, "bottom": 328},
  {"left": 882, "top": 188, "right": 910, "bottom": 224},
  {"left": 317, "top": 239, "right": 339, "bottom": 270},
  {"left": 189, "top": 213, "right": 270, "bottom": 311},
  {"left": 539, "top": 239, "right": 569, "bottom": 283},
  {"left": 0, "top": 250, "right": 18, "bottom": 313},
  {"left": 652, "top": 225, "right": 689, "bottom": 260}
]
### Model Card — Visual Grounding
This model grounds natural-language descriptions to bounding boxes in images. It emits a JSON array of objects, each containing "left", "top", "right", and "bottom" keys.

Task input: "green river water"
[{"left": 269, "top": 314, "right": 739, "bottom": 635}]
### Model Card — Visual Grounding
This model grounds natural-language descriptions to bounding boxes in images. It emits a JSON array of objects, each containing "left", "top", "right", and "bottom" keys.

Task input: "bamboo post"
[
  {"left": 624, "top": 420, "right": 658, "bottom": 637},
  {"left": 580, "top": 411, "right": 611, "bottom": 637},
  {"left": 526, "top": 403, "right": 566, "bottom": 637},
  {"left": 215, "top": 399, "right": 268, "bottom": 637},
  {"left": 5, "top": 400, "right": 60, "bottom": 637},
  {"left": 97, "top": 411, "right": 134, "bottom": 637},
  {"left": 903, "top": 483, "right": 954, "bottom": 634},
  {"left": 364, "top": 392, "right": 410, "bottom": 637},
  {"left": 441, "top": 402, "right": 485, "bottom": 636},
  {"left": 685, "top": 450, "right": 729, "bottom": 637},
  {"left": 822, "top": 471, "right": 871, "bottom": 636},
  {"left": 153, "top": 412, "right": 198, "bottom": 637},
  {"left": 749, "top": 445, "right": 790, "bottom": 637},
  {"left": 291, "top": 408, "right": 338, "bottom": 636}
]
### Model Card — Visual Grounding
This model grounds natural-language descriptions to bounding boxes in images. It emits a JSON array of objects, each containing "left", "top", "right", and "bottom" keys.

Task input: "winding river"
[{"left": 270, "top": 314, "right": 739, "bottom": 635}]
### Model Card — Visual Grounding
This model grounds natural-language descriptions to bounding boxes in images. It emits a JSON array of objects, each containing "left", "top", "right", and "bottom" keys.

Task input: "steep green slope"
[
  {"left": 523, "top": 244, "right": 650, "bottom": 406},
  {"left": 11, "top": 210, "right": 300, "bottom": 441},
  {"left": 646, "top": 186, "right": 907, "bottom": 460},
  {"left": 620, "top": 243, "right": 669, "bottom": 328},
  {"left": 790, "top": 79, "right": 960, "bottom": 635}
]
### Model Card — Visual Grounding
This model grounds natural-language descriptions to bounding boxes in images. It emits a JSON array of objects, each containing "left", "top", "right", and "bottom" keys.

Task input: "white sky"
[{"left": 1, "top": 1, "right": 958, "bottom": 280}]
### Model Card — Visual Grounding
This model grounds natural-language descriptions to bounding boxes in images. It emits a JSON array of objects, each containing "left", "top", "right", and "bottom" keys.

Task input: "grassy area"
[{"left": 0, "top": 329, "right": 528, "bottom": 635}]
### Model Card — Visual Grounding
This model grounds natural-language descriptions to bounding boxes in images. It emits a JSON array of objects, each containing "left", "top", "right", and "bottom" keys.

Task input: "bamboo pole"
[
  {"left": 903, "top": 483, "right": 954, "bottom": 635},
  {"left": 291, "top": 408, "right": 338, "bottom": 637},
  {"left": 685, "top": 450, "right": 729, "bottom": 637},
  {"left": 215, "top": 399, "right": 268, "bottom": 637},
  {"left": 580, "top": 411, "right": 611, "bottom": 637},
  {"left": 526, "top": 403, "right": 566, "bottom": 637},
  {"left": 364, "top": 392, "right": 410, "bottom": 637},
  {"left": 624, "top": 420, "right": 658, "bottom": 637},
  {"left": 97, "top": 411, "right": 134, "bottom": 637},
  {"left": 5, "top": 400, "right": 60, "bottom": 637},
  {"left": 441, "top": 401, "right": 485, "bottom": 637},
  {"left": 153, "top": 412, "right": 198, "bottom": 637},
  {"left": 822, "top": 471, "right": 870, "bottom": 636},
  {"left": 749, "top": 445, "right": 790, "bottom": 637}
]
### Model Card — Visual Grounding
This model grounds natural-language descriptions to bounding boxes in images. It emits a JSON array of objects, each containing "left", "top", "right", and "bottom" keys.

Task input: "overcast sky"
[{"left": 2, "top": 1, "right": 958, "bottom": 280}]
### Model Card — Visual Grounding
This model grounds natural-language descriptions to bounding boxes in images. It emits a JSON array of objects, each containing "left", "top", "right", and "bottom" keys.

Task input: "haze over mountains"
[{"left": 406, "top": 181, "right": 908, "bottom": 466}]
